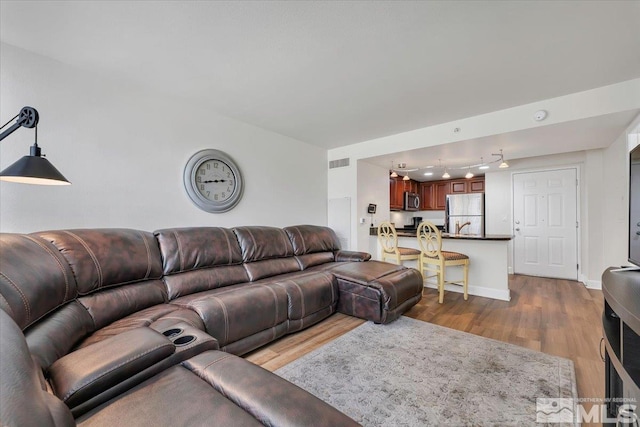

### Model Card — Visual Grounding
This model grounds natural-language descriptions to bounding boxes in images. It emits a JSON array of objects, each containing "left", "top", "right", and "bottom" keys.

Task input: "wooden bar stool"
[
  {"left": 377, "top": 221, "right": 420, "bottom": 266},
  {"left": 417, "top": 221, "right": 469, "bottom": 303}
]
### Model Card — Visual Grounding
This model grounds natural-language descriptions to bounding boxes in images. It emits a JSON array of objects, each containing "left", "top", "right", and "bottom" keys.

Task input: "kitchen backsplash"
[{"left": 390, "top": 210, "right": 444, "bottom": 227}]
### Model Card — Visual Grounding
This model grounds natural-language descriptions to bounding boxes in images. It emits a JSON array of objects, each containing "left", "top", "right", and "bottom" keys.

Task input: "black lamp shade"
[{"left": 0, "top": 155, "right": 71, "bottom": 185}]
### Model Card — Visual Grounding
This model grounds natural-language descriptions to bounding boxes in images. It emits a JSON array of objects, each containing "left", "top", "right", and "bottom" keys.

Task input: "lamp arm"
[{"left": 0, "top": 107, "right": 39, "bottom": 142}]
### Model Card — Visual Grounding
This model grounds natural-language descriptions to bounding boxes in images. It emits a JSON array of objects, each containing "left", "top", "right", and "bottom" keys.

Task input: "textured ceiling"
[{"left": 1, "top": 1, "right": 639, "bottom": 149}]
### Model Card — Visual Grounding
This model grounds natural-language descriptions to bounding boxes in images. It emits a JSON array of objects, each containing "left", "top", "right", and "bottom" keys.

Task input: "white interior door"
[{"left": 513, "top": 169, "right": 578, "bottom": 280}]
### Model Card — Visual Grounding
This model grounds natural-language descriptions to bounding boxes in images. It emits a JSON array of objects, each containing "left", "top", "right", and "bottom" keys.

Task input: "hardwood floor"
[{"left": 245, "top": 274, "right": 604, "bottom": 401}]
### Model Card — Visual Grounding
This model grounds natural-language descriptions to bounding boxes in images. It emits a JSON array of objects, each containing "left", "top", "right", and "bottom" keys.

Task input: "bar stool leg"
[
  {"left": 438, "top": 262, "right": 445, "bottom": 304},
  {"left": 463, "top": 261, "right": 469, "bottom": 300}
]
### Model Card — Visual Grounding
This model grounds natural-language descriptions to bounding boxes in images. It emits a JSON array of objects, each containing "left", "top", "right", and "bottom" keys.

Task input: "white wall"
[
  {"left": 0, "top": 44, "right": 328, "bottom": 232},
  {"left": 602, "top": 115, "right": 640, "bottom": 268},
  {"left": 356, "top": 160, "right": 389, "bottom": 255}
]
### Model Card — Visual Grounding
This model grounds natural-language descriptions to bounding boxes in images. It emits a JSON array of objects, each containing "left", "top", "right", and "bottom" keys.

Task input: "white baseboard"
[
  {"left": 585, "top": 280, "right": 602, "bottom": 290},
  {"left": 423, "top": 283, "right": 511, "bottom": 301},
  {"left": 579, "top": 274, "right": 602, "bottom": 290}
]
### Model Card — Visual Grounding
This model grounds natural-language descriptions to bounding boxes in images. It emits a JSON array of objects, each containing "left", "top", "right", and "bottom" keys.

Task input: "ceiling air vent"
[{"left": 329, "top": 158, "right": 350, "bottom": 169}]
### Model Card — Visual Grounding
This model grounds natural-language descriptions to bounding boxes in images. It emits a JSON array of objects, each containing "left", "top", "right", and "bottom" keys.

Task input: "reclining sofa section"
[{"left": 0, "top": 224, "right": 423, "bottom": 426}]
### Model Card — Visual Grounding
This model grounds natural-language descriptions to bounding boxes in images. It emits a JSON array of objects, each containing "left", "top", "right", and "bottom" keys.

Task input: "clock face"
[
  {"left": 195, "top": 159, "right": 236, "bottom": 202},
  {"left": 183, "top": 150, "right": 243, "bottom": 213}
]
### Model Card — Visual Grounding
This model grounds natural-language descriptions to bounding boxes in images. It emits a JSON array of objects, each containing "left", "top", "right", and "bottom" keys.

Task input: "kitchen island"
[{"left": 370, "top": 228, "right": 513, "bottom": 301}]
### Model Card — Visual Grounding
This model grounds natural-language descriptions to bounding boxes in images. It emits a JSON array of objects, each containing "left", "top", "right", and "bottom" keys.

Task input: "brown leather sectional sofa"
[{"left": 0, "top": 225, "right": 423, "bottom": 426}]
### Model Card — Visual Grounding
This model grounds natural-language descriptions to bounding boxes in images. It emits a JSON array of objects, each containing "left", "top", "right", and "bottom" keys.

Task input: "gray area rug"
[{"left": 274, "top": 316, "right": 576, "bottom": 426}]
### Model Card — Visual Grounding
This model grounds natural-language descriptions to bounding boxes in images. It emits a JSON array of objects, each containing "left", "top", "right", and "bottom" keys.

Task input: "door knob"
[
  {"left": 515, "top": 228, "right": 521, "bottom": 231},
  {"left": 515, "top": 220, "right": 520, "bottom": 224},
  {"left": 636, "top": 231, "right": 640, "bottom": 235}
]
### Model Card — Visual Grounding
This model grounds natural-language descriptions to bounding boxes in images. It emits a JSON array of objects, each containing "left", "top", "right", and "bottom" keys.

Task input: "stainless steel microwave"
[{"left": 404, "top": 192, "right": 420, "bottom": 211}]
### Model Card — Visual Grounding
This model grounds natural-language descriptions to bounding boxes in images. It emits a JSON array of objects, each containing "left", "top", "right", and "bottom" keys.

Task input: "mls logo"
[{"left": 536, "top": 398, "right": 575, "bottom": 423}]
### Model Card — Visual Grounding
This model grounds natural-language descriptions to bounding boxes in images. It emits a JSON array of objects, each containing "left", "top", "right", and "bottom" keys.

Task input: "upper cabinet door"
[
  {"left": 433, "top": 181, "right": 450, "bottom": 210},
  {"left": 468, "top": 178, "right": 485, "bottom": 193},
  {"left": 390, "top": 177, "right": 403, "bottom": 210},
  {"left": 450, "top": 180, "right": 467, "bottom": 194},
  {"left": 419, "top": 182, "right": 434, "bottom": 210}
]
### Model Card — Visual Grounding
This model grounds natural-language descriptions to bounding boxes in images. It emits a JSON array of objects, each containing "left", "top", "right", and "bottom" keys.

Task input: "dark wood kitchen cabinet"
[
  {"left": 393, "top": 177, "right": 484, "bottom": 211},
  {"left": 389, "top": 177, "right": 404, "bottom": 210},
  {"left": 419, "top": 182, "right": 434, "bottom": 210},
  {"left": 450, "top": 180, "right": 467, "bottom": 194},
  {"left": 468, "top": 178, "right": 485, "bottom": 193},
  {"left": 391, "top": 177, "right": 420, "bottom": 210},
  {"left": 433, "top": 181, "right": 450, "bottom": 210}
]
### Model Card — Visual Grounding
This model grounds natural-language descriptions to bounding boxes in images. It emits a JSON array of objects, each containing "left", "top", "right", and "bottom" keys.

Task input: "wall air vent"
[{"left": 329, "top": 158, "right": 350, "bottom": 169}]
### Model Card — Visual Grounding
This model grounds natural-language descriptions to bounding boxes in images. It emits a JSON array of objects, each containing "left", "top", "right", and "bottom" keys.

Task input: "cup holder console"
[
  {"left": 162, "top": 328, "right": 183, "bottom": 338},
  {"left": 173, "top": 335, "right": 196, "bottom": 346}
]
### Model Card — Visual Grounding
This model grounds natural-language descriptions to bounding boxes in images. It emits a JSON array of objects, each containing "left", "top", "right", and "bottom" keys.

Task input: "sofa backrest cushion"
[
  {"left": 283, "top": 225, "right": 341, "bottom": 256},
  {"left": 294, "top": 252, "right": 337, "bottom": 270},
  {"left": 155, "top": 228, "right": 250, "bottom": 299},
  {"left": 77, "top": 280, "right": 167, "bottom": 330},
  {"left": 33, "top": 229, "right": 163, "bottom": 295},
  {"left": 25, "top": 301, "right": 96, "bottom": 370},
  {"left": 243, "top": 258, "right": 302, "bottom": 282},
  {"left": 0, "top": 309, "right": 75, "bottom": 427},
  {"left": 155, "top": 227, "right": 243, "bottom": 274},
  {"left": 0, "top": 233, "right": 78, "bottom": 330},
  {"left": 162, "top": 266, "right": 250, "bottom": 300},
  {"left": 233, "top": 226, "right": 294, "bottom": 262}
]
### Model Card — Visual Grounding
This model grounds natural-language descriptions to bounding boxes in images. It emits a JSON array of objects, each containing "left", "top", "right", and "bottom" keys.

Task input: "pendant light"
[
  {"left": 439, "top": 159, "right": 450, "bottom": 179},
  {"left": 465, "top": 166, "right": 474, "bottom": 179},
  {"left": 389, "top": 160, "right": 398, "bottom": 178},
  {"left": 492, "top": 149, "right": 509, "bottom": 168},
  {"left": 402, "top": 173, "right": 410, "bottom": 181}
]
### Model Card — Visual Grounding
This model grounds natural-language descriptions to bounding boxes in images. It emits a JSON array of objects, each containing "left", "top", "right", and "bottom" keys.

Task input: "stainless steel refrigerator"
[{"left": 445, "top": 193, "right": 485, "bottom": 235}]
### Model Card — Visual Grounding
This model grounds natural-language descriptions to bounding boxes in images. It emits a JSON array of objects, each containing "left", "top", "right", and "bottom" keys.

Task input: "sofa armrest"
[
  {"left": 48, "top": 327, "right": 175, "bottom": 409},
  {"left": 182, "top": 351, "right": 360, "bottom": 426},
  {"left": 334, "top": 250, "right": 371, "bottom": 262}
]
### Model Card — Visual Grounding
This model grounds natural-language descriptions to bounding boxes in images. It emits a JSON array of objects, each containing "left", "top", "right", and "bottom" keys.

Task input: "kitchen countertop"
[{"left": 370, "top": 228, "right": 513, "bottom": 241}]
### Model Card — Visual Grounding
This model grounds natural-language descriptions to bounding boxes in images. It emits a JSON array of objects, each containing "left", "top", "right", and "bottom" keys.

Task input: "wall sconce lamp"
[{"left": 0, "top": 106, "right": 70, "bottom": 185}]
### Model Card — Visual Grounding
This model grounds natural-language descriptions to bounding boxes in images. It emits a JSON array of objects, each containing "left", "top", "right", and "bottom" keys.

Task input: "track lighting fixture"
[
  {"left": 389, "top": 160, "right": 398, "bottom": 178},
  {"left": 465, "top": 167, "right": 474, "bottom": 179},
  {"left": 493, "top": 149, "right": 509, "bottom": 168}
]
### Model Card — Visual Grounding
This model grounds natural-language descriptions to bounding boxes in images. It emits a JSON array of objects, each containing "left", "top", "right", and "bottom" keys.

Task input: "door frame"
[{"left": 511, "top": 164, "right": 582, "bottom": 281}]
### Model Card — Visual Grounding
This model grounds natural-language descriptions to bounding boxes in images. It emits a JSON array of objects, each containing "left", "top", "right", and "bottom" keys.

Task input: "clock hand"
[{"left": 202, "top": 179, "right": 228, "bottom": 183}]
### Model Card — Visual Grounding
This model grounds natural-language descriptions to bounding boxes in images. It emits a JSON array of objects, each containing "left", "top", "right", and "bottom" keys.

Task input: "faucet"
[{"left": 455, "top": 221, "right": 471, "bottom": 234}]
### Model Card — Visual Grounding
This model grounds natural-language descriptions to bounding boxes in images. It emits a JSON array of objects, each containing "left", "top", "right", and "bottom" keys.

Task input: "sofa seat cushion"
[
  {"left": 75, "top": 304, "right": 204, "bottom": 350},
  {"left": 171, "top": 283, "right": 289, "bottom": 350},
  {"left": 329, "top": 260, "right": 405, "bottom": 284},
  {"left": 330, "top": 261, "right": 423, "bottom": 324},
  {"left": 265, "top": 272, "right": 337, "bottom": 320}
]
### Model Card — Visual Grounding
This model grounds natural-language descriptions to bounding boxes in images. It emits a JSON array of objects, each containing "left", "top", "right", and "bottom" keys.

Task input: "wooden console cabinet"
[{"left": 602, "top": 268, "right": 640, "bottom": 424}]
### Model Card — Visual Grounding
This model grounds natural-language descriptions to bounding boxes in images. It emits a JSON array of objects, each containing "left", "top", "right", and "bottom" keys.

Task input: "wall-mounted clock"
[{"left": 183, "top": 149, "right": 244, "bottom": 213}]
